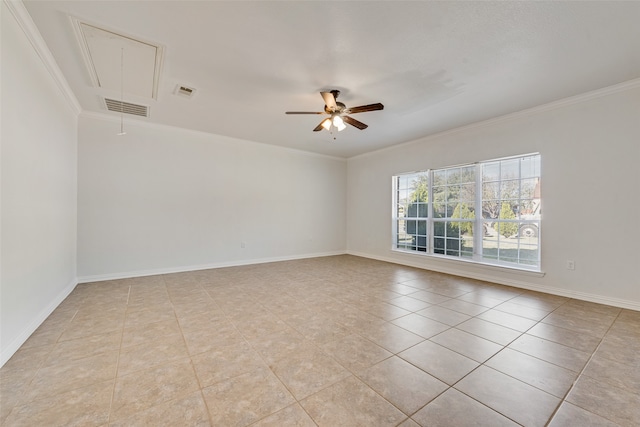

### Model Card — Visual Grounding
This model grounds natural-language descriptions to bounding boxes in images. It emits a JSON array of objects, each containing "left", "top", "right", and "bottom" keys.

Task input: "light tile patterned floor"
[{"left": 1, "top": 255, "right": 639, "bottom": 426}]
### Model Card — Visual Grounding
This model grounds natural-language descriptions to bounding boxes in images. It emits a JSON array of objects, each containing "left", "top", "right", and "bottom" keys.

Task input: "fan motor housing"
[{"left": 325, "top": 101, "right": 346, "bottom": 113}]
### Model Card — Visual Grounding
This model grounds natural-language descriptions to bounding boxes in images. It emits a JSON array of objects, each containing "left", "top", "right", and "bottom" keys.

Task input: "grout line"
[
  {"left": 543, "top": 309, "right": 624, "bottom": 427},
  {"left": 105, "top": 284, "right": 130, "bottom": 425}
]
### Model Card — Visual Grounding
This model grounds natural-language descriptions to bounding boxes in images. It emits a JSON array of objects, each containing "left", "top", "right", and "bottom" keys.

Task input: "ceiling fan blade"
[
  {"left": 321, "top": 91, "right": 338, "bottom": 111},
  {"left": 313, "top": 118, "right": 331, "bottom": 132},
  {"left": 344, "top": 103, "right": 384, "bottom": 114},
  {"left": 286, "top": 111, "right": 325, "bottom": 114},
  {"left": 343, "top": 115, "right": 368, "bottom": 130}
]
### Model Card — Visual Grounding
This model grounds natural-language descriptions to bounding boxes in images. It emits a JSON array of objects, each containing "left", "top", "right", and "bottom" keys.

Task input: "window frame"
[{"left": 392, "top": 153, "right": 541, "bottom": 272}]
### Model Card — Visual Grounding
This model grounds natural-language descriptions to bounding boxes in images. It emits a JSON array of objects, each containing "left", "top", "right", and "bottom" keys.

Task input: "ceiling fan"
[{"left": 286, "top": 90, "right": 384, "bottom": 133}]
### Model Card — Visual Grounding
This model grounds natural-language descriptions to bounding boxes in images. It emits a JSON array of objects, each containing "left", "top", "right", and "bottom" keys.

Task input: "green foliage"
[
  {"left": 451, "top": 203, "right": 474, "bottom": 235},
  {"left": 497, "top": 202, "right": 518, "bottom": 237},
  {"left": 411, "top": 175, "right": 429, "bottom": 203}
]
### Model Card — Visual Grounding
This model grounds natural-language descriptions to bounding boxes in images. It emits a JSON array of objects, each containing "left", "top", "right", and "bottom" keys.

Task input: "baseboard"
[
  {"left": 0, "top": 278, "right": 78, "bottom": 368},
  {"left": 77, "top": 250, "right": 348, "bottom": 283},
  {"left": 347, "top": 250, "right": 640, "bottom": 312}
]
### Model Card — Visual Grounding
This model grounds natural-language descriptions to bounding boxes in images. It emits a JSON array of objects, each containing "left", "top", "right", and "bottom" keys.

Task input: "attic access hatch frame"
[{"left": 70, "top": 16, "right": 164, "bottom": 100}]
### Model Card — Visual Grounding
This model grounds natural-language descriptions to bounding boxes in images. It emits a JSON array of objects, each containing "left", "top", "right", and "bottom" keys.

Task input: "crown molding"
[
  {"left": 350, "top": 77, "right": 640, "bottom": 161},
  {"left": 4, "top": 0, "right": 82, "bottom": 115}
]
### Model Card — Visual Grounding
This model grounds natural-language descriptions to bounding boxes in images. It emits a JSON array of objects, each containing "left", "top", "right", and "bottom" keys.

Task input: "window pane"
[
  {"left": 460, "top": 183, "right": 475, "bottom": 202},
  {"left": 483, "top": 162, "right": 500, "bottom": 182},
  {"left": 500, "top": 179, "right": 520, "bottom": 200},
  {"left": 501, "top": 158, "right": 520, "bottom": 178},
  {"left": 460, "top": 166, "right": 475, "bottom": 183},
  {"left": 432, "top": 185, "right": 446, "bottom": 204},
  {"left": 483, "top": 182, "right": 499, "bottom": 200},
  {"left": 446, "top": 168, "right": 462, "bottom": 184},
  {"left": 520, "top": 156, "right": 541, "bottom": 179},
  {"left": 434, "top": 169, "right": 446, "bottom": 184},
  {"left": 433, "top": 203, "right": 446, "bottom": 218}
]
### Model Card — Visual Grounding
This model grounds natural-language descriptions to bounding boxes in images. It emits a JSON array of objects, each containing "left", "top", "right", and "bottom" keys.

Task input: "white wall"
[
  {"left": 77, "top": 115, "right": 346, "bottom": 280},
  {"left": 347, "top": 84, "right": 640, "bottom": 309},
  {"left": 1, "top": 2, "right": 78, "bottom": 365}
]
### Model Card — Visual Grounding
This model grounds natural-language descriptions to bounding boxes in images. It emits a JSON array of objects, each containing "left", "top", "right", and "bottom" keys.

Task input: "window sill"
[{"left": 391, "top": 248, "right": 546, "bottom": 278}]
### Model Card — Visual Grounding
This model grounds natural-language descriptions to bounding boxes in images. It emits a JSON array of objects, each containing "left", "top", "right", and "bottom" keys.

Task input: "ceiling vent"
[
  {"left": 174, "top": 84, "right": 196, "bottom": 98},
  {"left": 104, "top": 98, "right": 149, "bottom": 117}
]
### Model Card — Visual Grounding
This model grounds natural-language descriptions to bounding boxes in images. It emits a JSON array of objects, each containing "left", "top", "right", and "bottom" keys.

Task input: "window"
[{"left": 393, "top": 154, "right": 541, "bottom": 270}]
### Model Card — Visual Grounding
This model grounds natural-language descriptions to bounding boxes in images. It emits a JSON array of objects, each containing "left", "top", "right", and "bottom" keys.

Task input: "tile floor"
[{"left": 1, "top": 255, "right": 639, "bottom": 426}]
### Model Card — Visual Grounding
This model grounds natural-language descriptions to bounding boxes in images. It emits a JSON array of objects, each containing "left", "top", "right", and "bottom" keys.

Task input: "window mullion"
[
  {"left": 428, "top": 169, "right": 434, "bottom": 254},
  {"left": 474, "top": 164, "right": 483, "bottom": 260}
]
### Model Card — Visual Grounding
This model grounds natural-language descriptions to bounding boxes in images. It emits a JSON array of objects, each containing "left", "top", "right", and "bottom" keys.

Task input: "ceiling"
[{"left": 23, "top": 1, "right": 640, "bottom": 158}]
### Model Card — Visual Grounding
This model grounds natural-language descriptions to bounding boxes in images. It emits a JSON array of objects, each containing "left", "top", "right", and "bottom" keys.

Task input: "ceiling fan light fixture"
[
  {"left": 321, "top": 118, "right": 332, "bottom": 131},
  {"left": 333, "top": 115, "right": 346, "bottom": 131}
]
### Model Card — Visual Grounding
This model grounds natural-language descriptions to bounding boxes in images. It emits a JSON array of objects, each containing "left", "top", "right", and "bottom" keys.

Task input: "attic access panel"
[{"left": 72, "top": 18, "right": 163, "bottom": 99}]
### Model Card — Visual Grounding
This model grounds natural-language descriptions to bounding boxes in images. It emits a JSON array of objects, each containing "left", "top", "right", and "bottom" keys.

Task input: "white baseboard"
[
  {"left": 348, "top": 250, "right": 640, "bottom": 312},
  {"left": 0, "top": 278, "right": 78, "bottom": 367},
  {"left": 77, "top": 250, "right": 347, "bottom": 283}
]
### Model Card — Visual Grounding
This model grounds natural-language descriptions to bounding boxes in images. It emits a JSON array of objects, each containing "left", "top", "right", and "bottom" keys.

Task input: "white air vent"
[
  {"left": 175, "top": 84, "right": 196, "bottom": 98},
  {"left": 104, "top": 98, "right": 149, "bottom": 117}
]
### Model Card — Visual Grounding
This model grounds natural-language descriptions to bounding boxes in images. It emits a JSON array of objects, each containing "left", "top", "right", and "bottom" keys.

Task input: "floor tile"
[
  {"left": 3, "top": 380, "right": 112, "bottom": 427},
  {"left": 397, "top": 418, "right": 421, "bottom": 427},
  {"left": 410, "top": 291, "right": 453, "bottom": 305},
  {"left": 250, "top": 403, "right": 317, "bottom": 427},
  {"left": 300, "top": 376, "right": 406, "bottom": 427},
  {"left": 542, "top": 312, "right": 612, "bottom": 338},
  {"left": 321, "top": 334, "right": 392, "bottom": 373},
  {"left": 109, "top": 391, "right": 211, "bottom": 427},
  {"left": 593, "top": 334, "right": 640, "bottom": 367},
  {"left": 363, "top": 301, "right": 412, "bottom": 321},
  {"left": 477, "top": 309, "right": 537, "bottom": 332},
  {"left": 202, "top": 367, "right": 295, "bottom": 427},
  {"left": 494, "top": 301, "right": 550, "bottom": 321},
  {"left": 289, "top": 318, "right": 352, "bottom": 346},
  {"left": 359, "top": 356, "right": 448, "bottom": 415},
  {"left": 508, "top": 334, "right": 591, "bottom": 372},
  {"left": 391, "top": 313, "right": 450, "bottom": 339},
  {"left": 388, "top": 295, "right": 431, "bottom": 312},
  {"left": 416, "top": 306, "right": 471, "bottom": 326},
  {"left": 357, "top": 322, "right": 424, "bottom": 353},
  {"left": 548, "top": 402, "right": 620, "bottom": 427},
  {"left": 430, "top": 328, "right": 503, "bottom": 363},
  {"left": 269, "top": 346, "right": 350, "bottom": 399},
  {"left": 182, "top": 320, "right": 246, "bottom": 356},
  {"left": 23, "top": 350, "right": 119, "bottom": 402},
  {"left": 485, "top": 348, "right": 578, "bottom": 397},
  {"left": 455, "top": 365, "right": 560, "bottom": 427},
  {"left": 582, "top": 353, "right": 640, "bottom": 394},
  {"left": 123, "top": 307, "right": 177, "bottom": 328},
  {"left": 412, "top": 388, "right": 519, "bottom": 427},
  {"left": 121, "top": 318, "right": 183, "bottom": 348},
  {"left": 525, "top": 322, "right": 601, "bottom": 353},
  {"left": 191, "top": 341, "right": 267, "bottom": 388},
  {"left": 246, "top": 327, "right": 310, "bottom": 364},
  {"left": 110, "top": 359, "right": 199, "bottom": 421},
  {"left": 567, "top": 375, "right": 640, "bottom": 427},
  {"left": 117, "top": 337, "right": 189, "bottom": 376},
  {"left": 455, "top": 317, "right": 521, "bottom": 346},
  {"left": 438, "top": 299, "right": 489, "bottom": 316},
  {"left": 232, "top": 314, "right": 290, "bottom": 340},
  {"left": 399, "top": 340, "right": 479, "bottom": 385},
  {"left": 456, "top": 291, "right": 505, "bottom": 308}
]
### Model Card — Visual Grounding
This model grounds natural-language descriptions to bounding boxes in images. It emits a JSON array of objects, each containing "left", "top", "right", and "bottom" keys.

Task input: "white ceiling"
[{"left": 23, "top": 1, "right": 640, "bottom": 158}]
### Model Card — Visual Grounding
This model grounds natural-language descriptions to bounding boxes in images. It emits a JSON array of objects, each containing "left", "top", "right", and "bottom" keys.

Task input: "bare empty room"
[{"left": 1, "top": 1, "right": 639, "bottom": 426}]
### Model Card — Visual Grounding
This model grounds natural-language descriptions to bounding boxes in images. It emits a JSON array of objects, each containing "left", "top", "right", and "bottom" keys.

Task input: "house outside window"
[{"left": 392, "top": 154, "right": 541, "bottom": 270}]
